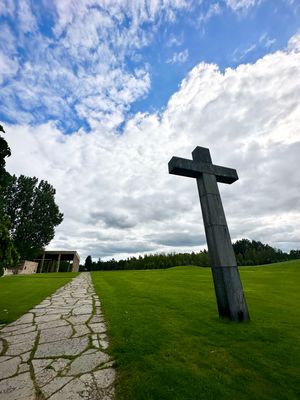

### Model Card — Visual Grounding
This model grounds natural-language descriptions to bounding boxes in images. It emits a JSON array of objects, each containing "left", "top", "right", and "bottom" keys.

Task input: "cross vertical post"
[{"left": 169, "top": 146, "right": 250, "bottom": 322}]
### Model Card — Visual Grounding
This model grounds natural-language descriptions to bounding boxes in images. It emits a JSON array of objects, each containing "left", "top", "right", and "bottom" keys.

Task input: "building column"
[
  {"left": 72, "top": 254, "right": 79, "bottom": 272},
  {"left": 56, "top": 254, "right": 61, "bottom": 272},
  {"left": 40, "top": 252, "right": 45, "bottom": 273}
]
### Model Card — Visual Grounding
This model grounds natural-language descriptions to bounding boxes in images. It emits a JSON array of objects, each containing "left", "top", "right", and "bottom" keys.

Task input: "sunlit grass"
[
  {"left": 92, "top": 260, "right": 300, "bottom": 400},
  {"left": 0, "top": 272, "right": 78, "bottom": 324}
]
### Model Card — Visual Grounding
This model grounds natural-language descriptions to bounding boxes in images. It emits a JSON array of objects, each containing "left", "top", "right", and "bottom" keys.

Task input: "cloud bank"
[{"left": 5, "top": 32, "right": 300, "bottom": 259}]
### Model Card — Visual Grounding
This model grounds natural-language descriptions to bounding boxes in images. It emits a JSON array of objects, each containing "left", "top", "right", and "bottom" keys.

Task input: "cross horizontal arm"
[
  {"left": 168, "top": 156, "right": 238, "bottom": 184},
  {"left": 213, "top": 165, "right": 239, "bottom": 184}
]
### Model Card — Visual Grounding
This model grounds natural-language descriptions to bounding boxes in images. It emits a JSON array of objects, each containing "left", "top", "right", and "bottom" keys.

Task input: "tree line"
[
  {"left": 83, "top": 239, "right": 300, "bottom": 271},
  {"left": 0, "top": 125, "right": 63, "bottom": 275}
]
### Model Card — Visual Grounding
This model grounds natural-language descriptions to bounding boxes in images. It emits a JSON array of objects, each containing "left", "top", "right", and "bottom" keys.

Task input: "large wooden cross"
[{"left": 168, "top": 146, "right": 250, "bottom": 322}]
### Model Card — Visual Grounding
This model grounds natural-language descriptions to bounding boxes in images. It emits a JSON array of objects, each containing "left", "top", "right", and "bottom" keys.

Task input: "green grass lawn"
[
  {"left": 92, "top": 260, "right": 300, "bottom": 400},
  {"left": 0, "top": 272, "right": 78, "bottom": 325}
]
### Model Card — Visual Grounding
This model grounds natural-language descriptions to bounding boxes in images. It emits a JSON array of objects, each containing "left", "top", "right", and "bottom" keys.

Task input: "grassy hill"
[{"left": 92, "top": 260, "right": 300, "bottom": 400}]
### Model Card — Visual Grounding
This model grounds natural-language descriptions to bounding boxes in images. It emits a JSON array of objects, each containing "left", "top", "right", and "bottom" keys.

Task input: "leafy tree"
[
  {"left": 233, "top": 238, "right": 290, "bottom": 266},
  {"left": 3, "top": 175, "right": 63, "bottom": 260},
  {"left": 0, "top": 125, "right": 19, "bottom": 274},
  {"left": 88, "top": 240, "right": 299, "bottom": 272},
  {"left": 0, "top": 125, "right": 12, "bottom": 217},
  {"left": 290, "top": 249, "right": 300, "bottom": 259},
  {"left": 84, "top": 255, "right": 93, "bottom": 271},
  {"left": 0, "top": 125, "right": 10, "bottom": 169},
  {"left": 0, "top": 213, "right": 19, "bottom": 276}
]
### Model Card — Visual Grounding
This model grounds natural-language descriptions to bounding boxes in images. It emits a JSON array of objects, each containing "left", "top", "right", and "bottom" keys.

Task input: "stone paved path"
[{"left": 0, "top": 273, "right": 115, "bottom": 399}]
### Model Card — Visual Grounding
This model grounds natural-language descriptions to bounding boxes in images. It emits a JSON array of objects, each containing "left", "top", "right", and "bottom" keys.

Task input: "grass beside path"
[
  {"left": 92, "top": 260, "right": 300, "bottom": 400},
  {"left": 0, "top": 272, "right": 78, "bottom": 325}
]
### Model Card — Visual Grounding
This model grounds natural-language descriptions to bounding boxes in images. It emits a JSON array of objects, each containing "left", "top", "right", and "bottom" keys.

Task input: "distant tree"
[
  {"left": 290, "top": 250, "right": 300, "bottom": 260},
  {"left": 84, "top": 255, "right": 93, "bottom": 271},
  {"left": 89, "top": 240, "right": 299, "bottom": 272},
  {"left": 233, "top": 238, "right": 290, "bottom": 266},
  {"left": 3, "top": 175, "right": 63, "bottom": 260},
  {"left": 79, "top": 264, "right": 85, "bottom": 272}
]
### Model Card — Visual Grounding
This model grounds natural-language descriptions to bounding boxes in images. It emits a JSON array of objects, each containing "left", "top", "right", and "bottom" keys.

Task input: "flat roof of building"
[
  {"left": 44, "top": 250, "right": 79, "bottom": 255},
  {"left": 43, "top": 250, "right": 80, "bottom": 259}
]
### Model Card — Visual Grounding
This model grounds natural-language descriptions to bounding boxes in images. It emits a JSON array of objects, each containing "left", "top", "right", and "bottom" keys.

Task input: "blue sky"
[
  {"left": 1, "top": 0, "right": 300, "bottom": 260},
  {"left": 1, "top": 1, "right": 299, "bottom": 133},
  {"left": 132, "top": 0, "right": 300, "bottom": 113}
]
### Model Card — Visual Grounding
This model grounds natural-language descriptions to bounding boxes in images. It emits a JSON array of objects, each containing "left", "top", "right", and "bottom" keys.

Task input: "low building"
[
  {"left": 3, "top": 260, "right": 38, "bottom": 276},
  {"left": 19, "top": 260, "right": 39, "bottom": 274},
  {"left": 38, "top": 250, "right": 80, "bottom": 273}
]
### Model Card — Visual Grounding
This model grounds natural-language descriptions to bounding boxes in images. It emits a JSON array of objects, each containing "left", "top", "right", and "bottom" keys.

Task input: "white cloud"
[
  {"left": 166, "top": 33, "right": 184, "bottom": 47},
  {"left": 288, "top": 30, "right": 300, "bottom": 53},
  {"left": 224, "top": 0, "right": 261, "bottom": 12},
  {"left": 232, "top": 43, "right": 256, "bottom": 61},
  {"left": 198, "top": 2, "right": 222, "bottom": 25},
  {"left": 259, "top": 33, "right": 276, "bottom": 49},
  {"left": 0, "top": 0, "right": 191, "bottom": 134},
  {"left": 5, "top": 32, "right": 300, "bottom": 260},
  {"left": 18, "top": 0, "right": 37, "bottom": 33},
  {"left": 0, "top": 51, "right": 19, "bottom": 84},
  {"left": 167, "top": 49, "right": 189, "bottom": 64},
  {"left": 0, "top": 0, "right": 15, "bottom": 17}
]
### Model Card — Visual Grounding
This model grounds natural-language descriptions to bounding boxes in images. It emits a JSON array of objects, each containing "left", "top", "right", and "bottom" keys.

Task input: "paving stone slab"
[
  {"left": 3, "top": 325, "right": 37, "bottom": 337},
  {"left": 95, "top": 306, "right": 102, "bottom": 315},
  {"left": 89, "top": 323, "right": 107, "bottom": 334},
  {"left": 41, "top": 376, "right": 73, "bottom": 398},
  {"left": 0, "top": 356, "right": 21, "bottom": 380},
  {"left": 18, "top": 363, "right": 30, "bottom": 373},
  {"left": 6, "top": 340, "right": 35, "bottom": 356},
  {"left": 48, "top": 373, "right": 96, "bottom": 400},
  {"left": 13, "top": 313, "right": 34, "bottom": 325},
  {"left": 21, "top": 352, "right": 31, "bottom": 363},
  {"left": 37, "top": 319, "right": 69, "bottom": 330},
  {"left": 35, "top": 335, "right": 89, "bottom": 358},
  {"left": 72, "top": 306, "right": 93, "bottom": 315},
  {"left": 73, "top": 324, "right": 91, "bottom": 337},
  {"left": 5, "top": 331, "right": 38, "bottom": 345},
  {"left": 34, "top": 302, "right": 51, "bottom": 309},
  {"left": 35, "top": 314, "right": 62, "bottom": 324},
  {"left": 0, "top": 372, "right": 35, "bottom": 400},
  {"left": 67, "top": 314, "right": 91, "bottom": 325},
  {"left": 0, "top": 323, "right": 33, "bottom": 334},
  {"left": 46, "top": 309, "right": 73, "bottom": 316},
  {"left": 99, "top": 339, "right": 109, "bottom": 350},
  {"left": 0, "top": 356, "right": 12, "bottom": 363},
  {"left": 0, "top": 273, "right": 115, "bottom": 399},
  {"left": 39, "top": 325, "right": 73, "bottom": 344},
  {"left": 93, "top": 368, "right": 115, "bottom": 389},
  {"left": 51, "top": 358, "right": 70, "bottom": 373},
  {"left": 35, "top": 364, "right": 57, "bottom": 387},
  {"left": 65, "top": 350, "right": 110, "bottom": 376},
  {"left": 90, "top": 315, "right": 104, "bottom": 324}
]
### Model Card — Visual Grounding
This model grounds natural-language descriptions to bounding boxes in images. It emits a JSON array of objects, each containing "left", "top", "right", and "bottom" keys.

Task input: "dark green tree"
[
  {"left": 0, "top": 125, "right": 11, "bottom": 169},
  {"left": 0, "top": 124, "right": 12, "bottom": 217},
  {"left": 0, "top": 216, "right": 19, "bottom": 276},
  {"left": 84, "top": 255, "right": 93, "bottom": 271},
  {"left": 0, "top": 125, "right": 19, "bottom": 274},
  {"left": 3, "top": 175, "right": 63, "bottom": 260}
]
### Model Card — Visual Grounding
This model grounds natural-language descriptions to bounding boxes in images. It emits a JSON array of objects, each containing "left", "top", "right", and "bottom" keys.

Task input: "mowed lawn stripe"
[
  {"left": 92, "top": 261, "right": 300, "bottom": 400},
  {"left": 0, "top": 272, "right": 79, "bottom": 325}
]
